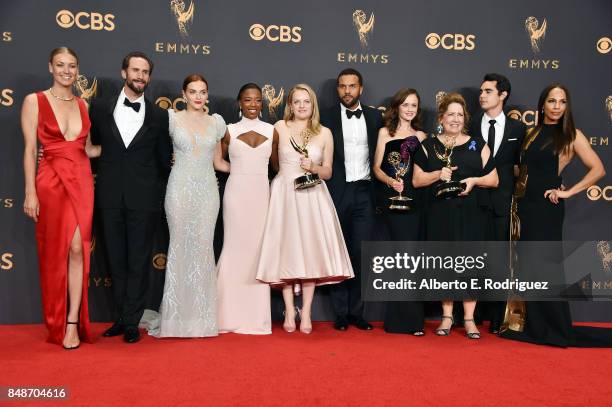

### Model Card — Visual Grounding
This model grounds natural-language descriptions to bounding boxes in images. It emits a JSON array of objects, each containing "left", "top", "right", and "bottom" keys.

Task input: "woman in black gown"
[
  {"left": 373, "top": 89, "right": 427, "bottom": 335},
  {"left": 413, "top": 93, "right": 498, "bottom": 339},
  {"left": 499, "top": 84, "right": 611, "bottom": 347}
]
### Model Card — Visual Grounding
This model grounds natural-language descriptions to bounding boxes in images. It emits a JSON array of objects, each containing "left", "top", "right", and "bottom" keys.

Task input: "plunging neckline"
[
  {"left": 42, "top": 92, "right": 84, "bottom": 142},
  {"left": 174, "top": 111, "right": 215, "bottom": 141}
]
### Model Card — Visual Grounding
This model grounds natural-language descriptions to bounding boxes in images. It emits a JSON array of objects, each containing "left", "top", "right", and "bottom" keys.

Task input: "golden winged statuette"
[
  {"left": 171, "top": 0, "right": 195, "bottom": 37},
  {"left": 289, "top": 130, "right": 321, "bottom": 190}
]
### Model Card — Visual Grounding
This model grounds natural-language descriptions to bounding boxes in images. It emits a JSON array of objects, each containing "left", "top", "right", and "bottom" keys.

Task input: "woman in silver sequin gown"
[{"left": 146, "top": 75, "right": 228, "bottom": 338}]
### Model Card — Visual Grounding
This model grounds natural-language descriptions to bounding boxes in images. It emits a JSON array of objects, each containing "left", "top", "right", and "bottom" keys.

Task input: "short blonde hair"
[{"left": 283, "top": 83, "right": 322, "bottom": 135}]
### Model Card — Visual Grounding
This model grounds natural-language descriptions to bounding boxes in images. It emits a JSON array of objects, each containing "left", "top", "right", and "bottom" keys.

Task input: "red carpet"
[{"left": 2, "top": 322, "right": 612, "bottom": 406}]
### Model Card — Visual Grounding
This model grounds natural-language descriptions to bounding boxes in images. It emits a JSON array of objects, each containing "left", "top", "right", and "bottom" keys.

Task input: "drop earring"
[{"left": 435, "top": 123, "right": 444, "bottom": 135}]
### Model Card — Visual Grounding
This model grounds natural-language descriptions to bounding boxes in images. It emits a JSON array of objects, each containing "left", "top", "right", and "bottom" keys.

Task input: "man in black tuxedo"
[
  {"left": 89, "top": 52, "right": 172, "bottom": 343},
  {"left": 320, "top": 69, "right": 383, "bottom": 331},
  {"left": 468, "top": 73, "right": 526, "bottom": 333}
]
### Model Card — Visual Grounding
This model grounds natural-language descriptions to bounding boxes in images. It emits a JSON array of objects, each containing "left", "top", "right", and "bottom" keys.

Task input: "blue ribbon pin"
[{"left": 468, "top": 140, "right": 477, "bottom": 151}]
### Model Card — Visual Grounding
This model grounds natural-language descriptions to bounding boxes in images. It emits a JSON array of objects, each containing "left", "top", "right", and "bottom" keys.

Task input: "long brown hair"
[
  {"left": 535, "top": 83, "right": 576, "bottom": 155},
  {"left": 383, "top": 88, "right": 422, "bottom": 136}
]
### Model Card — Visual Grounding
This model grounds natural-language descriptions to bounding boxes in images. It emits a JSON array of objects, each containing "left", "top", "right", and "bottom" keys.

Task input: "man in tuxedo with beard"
[
  {"left": 89, "top": 52, "right": 172, "bottom": 343},
  {"left": 468, "top": 73, "right": 526, "bottom": 333},
  {"left": 320, "top": 68, "right": 383, "bottom": 331}
]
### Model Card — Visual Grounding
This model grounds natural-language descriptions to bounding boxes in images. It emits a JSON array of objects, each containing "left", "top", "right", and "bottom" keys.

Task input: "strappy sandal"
[
  {"left": 463, "top": 318, "right": 481, "bottom": 340},
  {"left": 63, "top": 321, "right": 80, "bottom": 350},
  {"left": 435, "top": 315, "right": 454, "bottom": 336}
]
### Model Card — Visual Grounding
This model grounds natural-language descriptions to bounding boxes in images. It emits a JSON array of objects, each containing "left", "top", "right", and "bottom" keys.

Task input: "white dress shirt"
[
  {"left": 340, "top": 102, "right": 370, "bottom": 181},
  {"left": 113, "top": 88, "right": 146, "bottom": 148},
  {"left": 480, "top": 111, "right": 505, "bottom": 156}
]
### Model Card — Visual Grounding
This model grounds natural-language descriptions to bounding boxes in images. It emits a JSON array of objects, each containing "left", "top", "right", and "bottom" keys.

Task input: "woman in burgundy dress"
[{"left": 21, "top": 47, "right": 100, "bottom": 349}]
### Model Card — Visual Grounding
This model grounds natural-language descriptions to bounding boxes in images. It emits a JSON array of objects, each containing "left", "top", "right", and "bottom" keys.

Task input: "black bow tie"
[
  {"left": 346, "top": 108, "right": 362, "bottom": 119},
  {"left": 123, "top": 98, "right": 141, "bottom": 112}
]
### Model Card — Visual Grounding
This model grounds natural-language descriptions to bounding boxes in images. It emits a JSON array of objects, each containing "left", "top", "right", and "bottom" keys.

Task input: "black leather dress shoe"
[
  {"left": 334, "top": 316, "right": 349, "bottom": 331},
  {"left": 103, "top": 322, "right": 124, "bottom": 337},
  {"left": 123, "top": 326, "right": 141, "bottom": 343},
  {"left": 349, "top": 316, "right": 373, "bottom": 330}
]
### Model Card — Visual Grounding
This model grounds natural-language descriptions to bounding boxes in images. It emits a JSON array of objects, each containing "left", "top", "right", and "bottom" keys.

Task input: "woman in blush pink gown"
[
  {"left": 256, "top": 84, "right": 353, "bottom": 334},
  {"left": 217, "top": 83, "right": 275, "bottom": 335}
]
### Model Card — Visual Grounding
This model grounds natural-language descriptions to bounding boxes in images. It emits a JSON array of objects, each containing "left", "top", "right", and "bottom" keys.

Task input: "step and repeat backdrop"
[{"left": 1, "top": 0, "right": 610, "bottom": 323}]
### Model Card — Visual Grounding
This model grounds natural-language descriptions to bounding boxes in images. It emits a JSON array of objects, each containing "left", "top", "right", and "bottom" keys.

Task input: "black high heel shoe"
[
  {"left": 463, "top": 318, "right": 481, "bottom": 340},
  {"left": 63, "top": 321, "right": 80, "bottom": 350},
  {"left": 435, "top": 315, "right": 454, "bottom": 336}
]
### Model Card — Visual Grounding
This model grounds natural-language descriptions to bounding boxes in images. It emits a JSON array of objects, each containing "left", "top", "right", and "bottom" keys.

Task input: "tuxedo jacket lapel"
[
  {"left": 495, "top": 115, "right": 513, "bottom": 158},
  {"left": 331, "top": 105, "right": 345, "bottom": 161},
  {"left": 107, "top": 93, "right": 126, "bottom": 149},
  {"left": 127, "top": 98, "right": 151, "bottom": 149}
]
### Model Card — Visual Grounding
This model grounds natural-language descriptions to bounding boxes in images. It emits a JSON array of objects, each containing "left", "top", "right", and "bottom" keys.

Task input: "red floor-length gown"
[{"left": 35, "top": 92, "right": 93, "bottom": 344}]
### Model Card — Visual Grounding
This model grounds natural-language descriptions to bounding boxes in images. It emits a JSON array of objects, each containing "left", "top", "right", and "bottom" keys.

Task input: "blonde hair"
[
  {"left": 49, "top": 46, "right": 79, "bottom": 65},
  {"left": 283, "top": 83, "right": 322, "bottom": 135}
]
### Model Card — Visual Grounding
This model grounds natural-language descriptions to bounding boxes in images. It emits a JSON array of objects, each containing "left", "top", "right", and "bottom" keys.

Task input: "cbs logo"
[
  {"left": 56, "top": 9, "right": 115, "bottom": 31},
  {"left": 587, "top": 186, "right": 612, "bottom": 201},
  {"left": 507, "top": 109, "right": 538, "bottom": 126},
  {"left": 249, "top": 24, "right": 302, "bottom": 43},
  {"left": 1, "top": 89, "right": 14, "bottom": 107},
  {"left": 152, "top": 253, "right": 167, "bottom": 270},
  {"left": 425, "top": 33, "right": 476, "bottom": 51},
  {"left": 156, "top": 96, "right": 209, "bottom": 113},
  {"left": 597, "top": 37, "right": 611, "bottom": 54},
  {"left": 1, "top": 198, "right": 14, "bottom": 208},
  {"left": 1, "top": 253, "right": 14, "bottom": 271}
]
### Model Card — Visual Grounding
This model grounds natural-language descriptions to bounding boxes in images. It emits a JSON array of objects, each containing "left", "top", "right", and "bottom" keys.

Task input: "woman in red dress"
[{"left": 21, "top": 47, "right": 100, "bottom": 349}]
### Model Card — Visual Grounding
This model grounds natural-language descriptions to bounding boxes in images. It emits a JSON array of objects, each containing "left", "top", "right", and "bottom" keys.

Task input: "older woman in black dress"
[{"left": 413, "top": 93, "right": 498, "bottom": 340}]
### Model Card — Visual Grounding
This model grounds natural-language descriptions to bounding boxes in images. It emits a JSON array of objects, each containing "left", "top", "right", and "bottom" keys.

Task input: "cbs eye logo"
[
  {"left": 587, "top": 185, "right": 612, "bottom": 201},
  {"left": 597, "top": 37, "right": 611, "bottom": 54},
  {"left": 152, "top": 253, "right": 167, "bottom": 270},
  {"left": 56, "top": 9, "right": 116, "bottom": 31},
  {"left": 156, "top": 96, "right": 210, "bottom": 113},
  {"left": 507, "top": 109, "right": 539, "bottom": 126},
  {"left": 249, "top": 24, "right": 302, "bottom": 43},
  {"left": 425, "top": 33, "right": 476, "bottom": 51}
]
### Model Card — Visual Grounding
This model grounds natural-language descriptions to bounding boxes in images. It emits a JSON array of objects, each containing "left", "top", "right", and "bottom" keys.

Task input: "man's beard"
[
  {"left": 126, "top": 78, "right": 148, "bottom": 95},
  {"left": 340, "top": 95, "right": 359, "bottom": 109}
]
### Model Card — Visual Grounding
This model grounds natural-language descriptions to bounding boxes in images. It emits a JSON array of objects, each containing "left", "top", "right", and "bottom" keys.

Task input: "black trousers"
[
  {"left": 329, "top": 181, "right": 373, "bottom": 319},
  {"left": 98, "top": 207, "right": 158, "bottom": 327}
]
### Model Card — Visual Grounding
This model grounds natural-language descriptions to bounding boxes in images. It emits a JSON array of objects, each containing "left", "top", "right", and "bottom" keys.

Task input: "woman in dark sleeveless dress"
[
  {"left": 21, "top": 47, "right": 100, "bottom": 349},
  {"left": 413, "top": 93, "right": 498, "bottom": 340},
  {"left": 499, "top": 84, "right": 611, "bottom": 347},
  {"left": 373, "top": 89, "right": 427, "bottom": 335}
]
